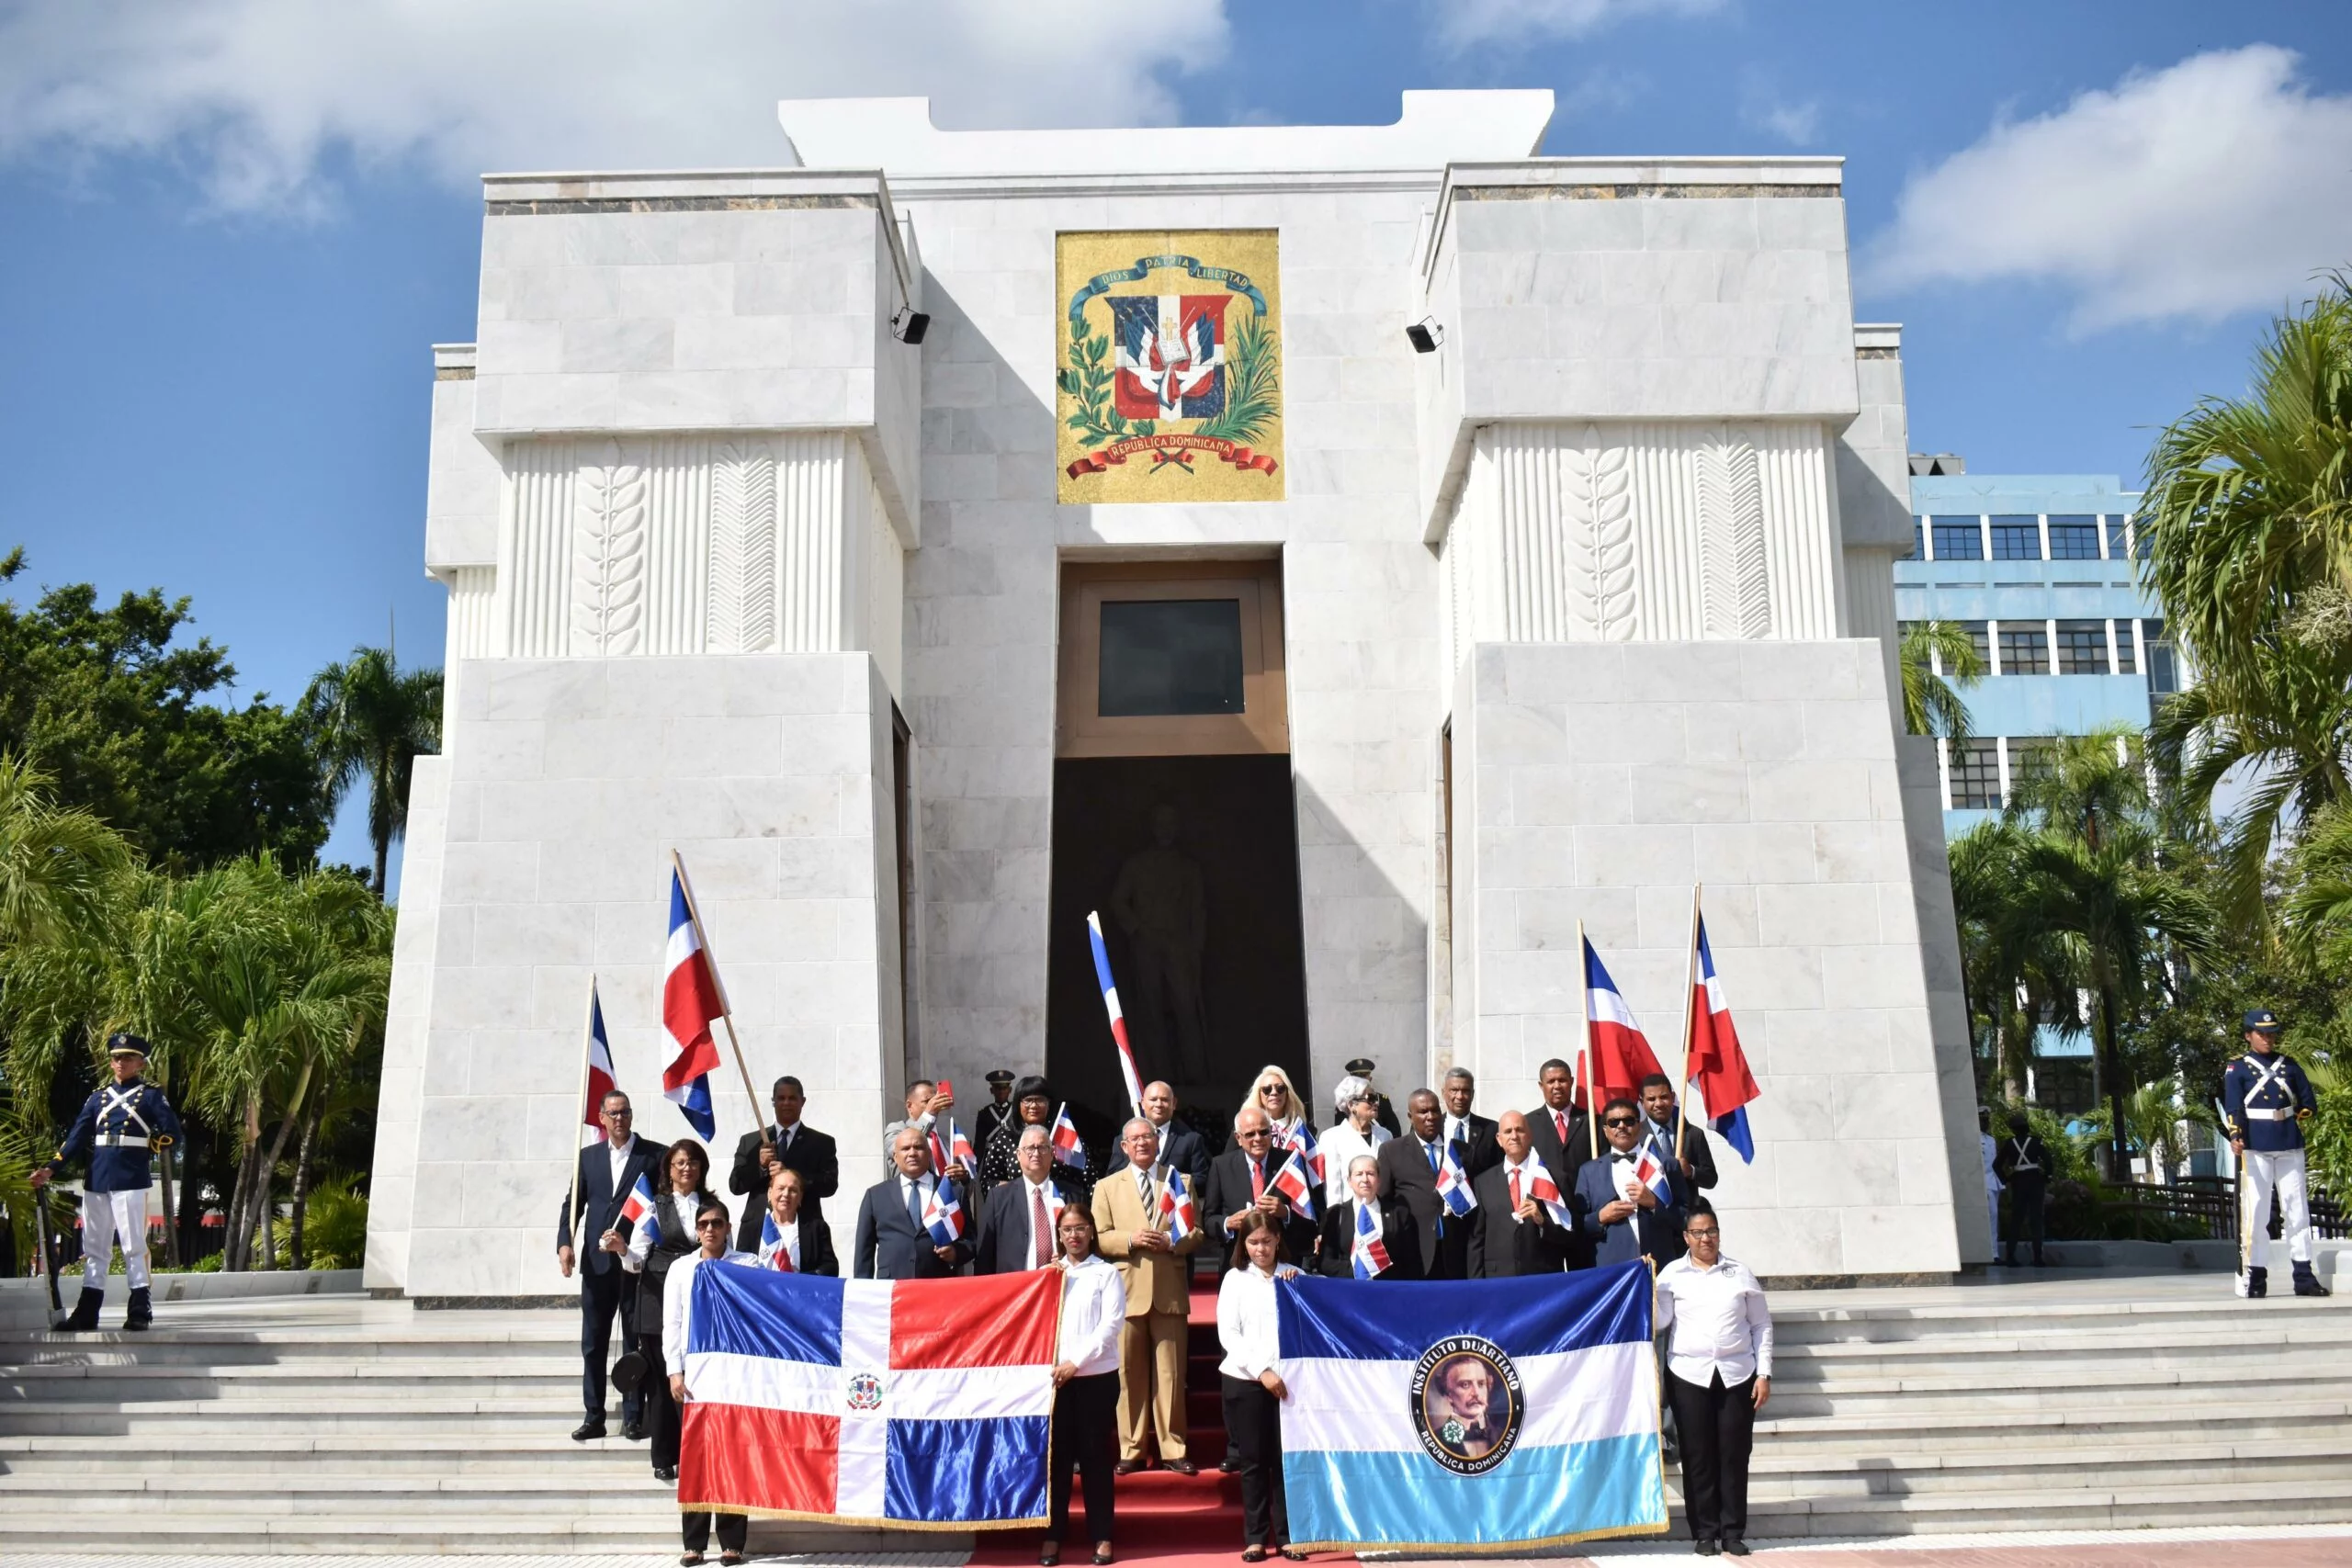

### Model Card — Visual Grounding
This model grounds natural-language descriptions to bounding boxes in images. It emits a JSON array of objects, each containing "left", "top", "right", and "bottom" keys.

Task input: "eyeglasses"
[
  {"left": 1685, "top": 1228, "right": 1719, "bottom": 1239},
  {"left": 602, "top": 1108, "right": 633, "bottom": 1118},
  {"left": 695, "top": 1218, "right": 729, "bottom": 1230},
  {"left": 1602, "top": 1117, "right": 1637, "bottom": 1129}
]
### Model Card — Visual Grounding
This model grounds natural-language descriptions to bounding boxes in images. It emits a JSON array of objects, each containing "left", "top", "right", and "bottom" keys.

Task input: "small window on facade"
[
  {"left": 2055, "top": 620, "right": 2109, "bottom": 674},
  {"left": 1931, "top": 517, "right": 1984, "bottom": 560},
  {"left": 2048, "top": 517, "right": 2100, "bottom": 559},
  {"left": 2007, "top": 737, "right": 2055, "bottom": 795},
  {"left": 1962, "top": 620, "right": 1991, "bottom": 672},
  {"left": 2131, "top": 516, "right": 2152, "bottom": 559},
  {"left": 1950, "top": 739, "right": 2002, "bottom": 808},
  {"left": 2145, "top": 619, "right": 2177, "bottom": 694},
  {"left": 2112, "top": 621, "right": 2138, "bottom": 674},
  {"left": 1998, "top": 625, "right": 2051, "bottom": 674},
  {"left": 1097, "top": 599, "right": 1247, "bottom": 716},
  {"left": 1903, "top": 518, "right": 1925, "bottom": 560},
  {"left": 2102, "top": 515, "right": 2132, "bottom": 558},
  {"left": 1991, "top": 516, "right": 2041, "bottom": 560}
]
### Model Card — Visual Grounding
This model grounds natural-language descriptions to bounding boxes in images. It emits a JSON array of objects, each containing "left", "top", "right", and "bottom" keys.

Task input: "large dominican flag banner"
[
  {"left": 1276, "top": 1263, "right": 1667, "bottom": 1551},
  {"left": 662, "top": 869, "right": 723, "bottom": 1139},
  {"left": 679, "top": 1266, "right": 1057, "bottom": 1528},
  {"left": 1583, "top": 939, "right": 1667, "bottom": 1107},
  {"left": 1687, "top": 914, "right": 1761, "bottom": 1162}
]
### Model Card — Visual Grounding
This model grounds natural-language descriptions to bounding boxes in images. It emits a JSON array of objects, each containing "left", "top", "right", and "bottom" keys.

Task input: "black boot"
[
  {"left": 62, "top": 1287, "right": 104, "bottom": 1332},
  {"left": 2293, "top": 1263, "right": 2332, "bottom": 1298},
  {"left": 2245, "top": 1266, "right": 2268, "bottom": 1299},
  {"left": 124, "top": 1286, "right": 153, "bottom": 1331}
]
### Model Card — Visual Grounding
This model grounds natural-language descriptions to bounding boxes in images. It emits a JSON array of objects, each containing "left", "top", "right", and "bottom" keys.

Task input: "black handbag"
[{"left": 611, "top": 1348, "right": 649, "bottom": 1396}]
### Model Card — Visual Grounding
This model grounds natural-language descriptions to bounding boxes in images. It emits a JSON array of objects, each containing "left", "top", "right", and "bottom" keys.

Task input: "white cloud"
[
  {"left": 1743, "top": 97, "right": 1818, "bottom": 146},
  {"left": 1864, "top": 45, "right": 2352, "bottom": 332},
  {"left": 0, "top": 0, "right": 1228, "bottom": 211},
  {"left": 1435, "top": 0, "right": 1724, "bottom": 50}
]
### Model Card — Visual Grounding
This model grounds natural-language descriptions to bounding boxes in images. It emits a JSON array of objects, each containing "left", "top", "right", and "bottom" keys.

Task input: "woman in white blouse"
[
  {"left": 1216, "top": 1211, "right": 1304, "bottom": 1562},
  {"left": 1047, "top": 1204, "right": 1125, "bottom": 1567},
  {"left": 1317, "top": 1076, "right": 1391, "bottom": 1208}
]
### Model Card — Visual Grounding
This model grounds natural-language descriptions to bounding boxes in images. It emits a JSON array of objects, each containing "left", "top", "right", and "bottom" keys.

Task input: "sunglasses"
[
  {"left": 695, "top": 1218, "right": 729, "bottom": 1230},
  {"left": 1603, "top": 1117, "right": 1638, "bottom": 1129}
]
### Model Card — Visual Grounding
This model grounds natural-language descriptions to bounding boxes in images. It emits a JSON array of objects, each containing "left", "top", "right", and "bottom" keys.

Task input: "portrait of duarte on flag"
[{"left": 1057, "top": 231, "right": 1284, "bottom": 502}]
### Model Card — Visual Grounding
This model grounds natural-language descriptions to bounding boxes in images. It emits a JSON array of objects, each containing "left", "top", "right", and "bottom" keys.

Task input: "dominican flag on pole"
[
  {"left": 1350, "top": 1202, "right": 1393, "bottom": 1280},
  {"left": 1270, "top": 1145, "right": 1318, "bottom": 1221},
  {"left": 582, "top": 983, "right": 618, "bottom": 1141},
  {"left": 1049, "top": 1103, "right": 1088, "bottom": 1170},
  {"left": 1156, "top": 1168, "right": 1199, "bottom": 1245},
  {"left": 927, "top": 1115, "right": 976, "bottom": 1178},
  {"left": 1687, "top": 915, "right": 1760, "bottom": 1162},
  {"left": 1584, "top": 939, "right": 1667, "bottom": 1107},
  {"left": 920, "top": 1180, "right": 967, "bottom": 1247},
  {"left": 1434, "top": 1142, "right": 1478, "bottom": 1217},
  {"left": 760, "top": 1212, "right": 796, "bottom": 1272},
  {"left": 1085, "top": 911, "right": 1147, "bottom": 1113},
  {"left": 681, "top": 1267, "right": 1057, "bottom": 1526},
  {"left": 662, "top": 869, "right": 723, "bottom": 1139},
  {"left": 1627, "top": 1149, "right": 1676, "bottom": 1207},
  {"left": 1280, "top": 1119, "right": 1325, "bottom": 1189},
  {"left": 619, "top": 1171, "right": 660, "bottom": 1234}
]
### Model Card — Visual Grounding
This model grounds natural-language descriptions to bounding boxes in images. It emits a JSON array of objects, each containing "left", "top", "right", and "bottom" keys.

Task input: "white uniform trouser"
[
  {"left": 2244, "top": 1147, "right": 2313, "bottom": 1269},
  {"left": 81, "top": 1187, "right": 151, "bottom": 1290}
]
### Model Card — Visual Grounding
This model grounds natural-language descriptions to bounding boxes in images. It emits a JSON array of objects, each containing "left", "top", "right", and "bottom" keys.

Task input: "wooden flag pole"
[
  {"left": 671, "top": 851, "right": 769, "bottom": 1134},
  {"left": 1577, "top": 919, "right": 1600, "bottom": 1160},
  {"left": 566, "top": 973, "right": 598, "bottom": 1255},
  {"left": 1675, "top": 885, "right": 1702, "bottom": 1165}
]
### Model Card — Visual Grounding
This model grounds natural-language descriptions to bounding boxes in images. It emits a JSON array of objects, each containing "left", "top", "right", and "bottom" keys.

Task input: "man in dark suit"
[
  {"left": 1469, "top": 1111, "right": 1574, "bottom": 1278},
  {"left": 1640, "top": 1073, "right": 1718, "bottom": 1200},
  {"left": 1376, "top": 1089, "right": 1469, "bottom": 1280},
  {"left": 1319, "top": 1151, "right": 1420, "bottom": 1280},
  {"left": 728, "top": 1075, "right": 841, "bottom": 1253},
  {"left": 555, "top": 1091, "right": 664, "bottom": 1441},
  {"left": 1442, "top": 1067, "right": 1501, "bottom": 1180},
  {"left": 853, "top": 1126, "right": 973, "bottom": 1280},
  {"left": 1526, "top": 1058, "right": 1595, "bottom": 1268},
  {"left": 975, "top": 1125, "right": 1088, "bottom": 1273},
  {"left": 1205, "top": 1108, "right": 1317, "bottom": 1266},
  {"left": 1576, "top": 1097, "right": 1690, "bottom": 1268},
  {"left": 1106, "top": 1079, "right": 1210, "bottom": 1190}
]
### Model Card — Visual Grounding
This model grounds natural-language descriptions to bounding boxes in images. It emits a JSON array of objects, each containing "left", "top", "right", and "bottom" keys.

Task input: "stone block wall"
[{"left": 1449, "top": 637, "right": 1963, "bottom": 1280}]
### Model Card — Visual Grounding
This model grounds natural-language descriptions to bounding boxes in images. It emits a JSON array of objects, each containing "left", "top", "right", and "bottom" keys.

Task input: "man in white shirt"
[
  {"left": 1654, "top": 1201, "right": 1772, "bottom": 1558},
  {"left": 664, "top": 1198, "right": 759, "bottom": 1565},
  {"left": 554, "top": 1092, "right": 662, "bottom": 1442}
]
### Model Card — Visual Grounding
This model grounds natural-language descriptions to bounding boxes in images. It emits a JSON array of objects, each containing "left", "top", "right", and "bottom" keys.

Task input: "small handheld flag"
[
  {"left": 1350, "top": 1201, "right": 1393, "bottom": 1280},
  {"left": 662, "top": 870, "right": 723, "bottom": 1139},
  {"left": 1156, "top": 1168, "right": 1199, "bottom": 1245},
  {"left": 1049, "top": 1102, "right": 1088, "bottom": 1170},
  {"left": 759, "top": 1211, "right": 795, "bottom": 1272},
  {"left": 1687, "top": 914, "right": 1760, "bottom": 1163},
  {"left": 582, "top": 985, "right": 617, "bottom": 1141},
  {"left": 921, "top": 1179, "right": 966, "bottom": 1247},
  {"left": 1279, "top": 1119, "right": 1325, "bottom": 1189},
  {"left": 928, "top": 1113, "right": 975, "bottom": 1176},
  {"left": 619, "top": 1172, "right": 660, "bottom": 1238},
  {"left": 1434, "top": 1143, "right": 1478, "bottom": 1217},
  {"left": 1085, "top": 912, "right": 1147, "bottom": 1114},
  {"left": 1627, "top": 1148, "right": 1676, "bottom": 1207},
  {"left": 1270, "top": 1145, "right": 1318, "bottom": 1221},
  {"left": 1524, "top": 1164, "right": 1575, "bottom": 1230},
  {"left": 1583, "top": 937, "right": 1667, "bottom": 1106}
]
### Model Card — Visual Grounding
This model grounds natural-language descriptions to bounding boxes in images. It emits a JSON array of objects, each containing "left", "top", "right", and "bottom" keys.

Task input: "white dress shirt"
[
  {"left": 605, "top": 1134, "right": 638, "bottom": 1195},
  {"left": 898, "top": 1171, "right": 937, "bottom": 1218},
  {"left": 1655, "top": 1252, "right": 1773, "bottom": 1387},
  {"left": 1320, "top": 1122, "right": 1392, "bottom": 1207},
  {"left": 662, "top": 1248, "right": 759, "bottom": 1369},
  {"left": 1055, "top": 1254, "right": 1126, "bottom": 1377},
  {"left": 1014, "top": 1177, "right": 1061, "bottom": 1267},
  {"left": 1497, "top": 1155, "right": 1542, "bottom": 1222},
  {"left": 1216, "top": 1263, "right": 1295, "bottom": 1382},
  {"left": 624, "top": 1190, "right": 705, "bottom": 1270}
]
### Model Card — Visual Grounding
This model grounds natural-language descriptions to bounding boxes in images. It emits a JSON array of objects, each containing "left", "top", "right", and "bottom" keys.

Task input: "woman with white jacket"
[{"left": 1317, "top": 1076, "right": 1392, "bottom": 1209}]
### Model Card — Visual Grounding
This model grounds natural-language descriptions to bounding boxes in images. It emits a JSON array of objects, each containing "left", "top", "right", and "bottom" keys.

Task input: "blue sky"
[{"left": 2, "top": 0, "right": 2347, "bottom": 887}]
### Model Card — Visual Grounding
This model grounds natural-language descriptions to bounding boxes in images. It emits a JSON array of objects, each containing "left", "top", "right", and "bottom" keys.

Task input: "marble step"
[
  {"left": 1758, "top": 1395, "right": 2352, "bottom": 1451},
  {"left": 0, "top": 1400, "right": 582, "bottom": 1436},
  {"left": 1742, "top": 1476, "right": 2352, "bottom": 1538},
  {"left": 1738, "top": 1435, "right": 2352, "bottom": 1495},
  {"left": 1771, "top": 1296, "right": 2348, "bottom": 1341},
  {"left": 0, "top": 1361, "right": 603, "bottom": 1401}
]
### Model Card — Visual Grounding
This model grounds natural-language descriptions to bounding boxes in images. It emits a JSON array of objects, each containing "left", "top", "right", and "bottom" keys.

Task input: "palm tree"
[
  {"left": 1950, "top": 820, "right": 2086, "bottom": 1101},
  {"left": 1899, "top": 620, "right": 1986, "bottom": 741},
  {"left": 301, "top": 648, "right": 443, "bottom": 896},
  {"left": 0, "top": 754, "right": 130, "bottom": 949},
  {"left": 2140, "top": 277, "right": 2352, "bottom": 676}
]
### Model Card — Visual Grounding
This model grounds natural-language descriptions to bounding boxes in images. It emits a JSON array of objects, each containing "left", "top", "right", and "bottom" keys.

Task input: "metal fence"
[{"left": 2113, "top": 1177, "right": 2348, "bottom": 1242}]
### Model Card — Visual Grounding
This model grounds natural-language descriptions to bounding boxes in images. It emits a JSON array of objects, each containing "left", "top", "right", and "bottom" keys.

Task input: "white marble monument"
[{"left": 364, "top": 91, "right": 1984, "bottom": 1298}]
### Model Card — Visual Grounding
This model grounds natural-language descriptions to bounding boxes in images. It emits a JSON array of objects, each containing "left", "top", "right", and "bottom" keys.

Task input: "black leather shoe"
[
  {"left": 622, "top": 1421, "right": 649, "bottom": 1441},
  {"left": 2294, "top": 1264, "right": 2333, "bottom": 1297},
  {"left": 1164, "top": 1458, "right": 1198, "bottom": 1476},
  {"left": 62, "top": 1287, "right": 104, "bottom": 1333},
  {"left": 2246, "top": 1266, "right": 2269, "bottom": 1299},
  {"left": 1721, "top": 1539, "right": 1750, "bottom": 1556},
  {"left": 654, "top": 1464, "right": 679, "bottom": 1483},
  {"left": 1218, "top": 1458, "right": 1239, "bottom": 1474},
  {"left": 1692, "top": 1542, "right": 1720, "bottom": 1557},
  {"left": 1114, "top": 1460, "right": 1145, "bottom": 1476},
  {"left": 571, "top": 1419, "right": 607, "bottom": 1442}
]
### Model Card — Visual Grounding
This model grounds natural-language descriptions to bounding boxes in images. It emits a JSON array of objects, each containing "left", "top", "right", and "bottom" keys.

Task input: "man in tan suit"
[{"left": 1092, "top": 1115, "right": 1205, "bottom": 1474}]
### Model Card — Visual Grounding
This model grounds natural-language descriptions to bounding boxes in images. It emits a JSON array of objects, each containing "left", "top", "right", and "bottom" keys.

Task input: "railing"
[{"left": 2111, "top": 1177, "right": 2348, "bottom": 1242}]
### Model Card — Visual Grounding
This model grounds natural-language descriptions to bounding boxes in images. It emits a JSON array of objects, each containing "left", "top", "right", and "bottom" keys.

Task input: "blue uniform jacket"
[
  {"left": 2222, "top": 1052, "right": 2316, "bottom": 1154},
  {"left": 51, "top": 1077, "right": 183, "bottom": 1193}
]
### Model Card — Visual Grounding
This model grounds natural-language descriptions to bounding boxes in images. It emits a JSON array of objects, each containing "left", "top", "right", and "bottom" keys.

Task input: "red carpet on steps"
[{"left": 968, "top": 1279, "right": 1352, "bottom": 1568}]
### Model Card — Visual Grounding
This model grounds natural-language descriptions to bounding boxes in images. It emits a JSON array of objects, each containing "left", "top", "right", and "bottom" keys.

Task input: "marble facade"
[{"left": 365, "top": 92, "right": 1982, "bottom": 1298}]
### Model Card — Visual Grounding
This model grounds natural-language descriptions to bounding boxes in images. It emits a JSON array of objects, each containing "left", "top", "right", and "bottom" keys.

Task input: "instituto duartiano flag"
[
  {"left": 679, "top": 1266, "right": 1057, "bottom": 1528},
  {"left": 1277, "top": 1262, "right": 1668, "bottom": 1550}
]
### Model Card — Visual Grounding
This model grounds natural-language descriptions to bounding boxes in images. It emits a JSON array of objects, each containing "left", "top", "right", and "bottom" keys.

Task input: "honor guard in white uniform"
[
  {"left": 28, "top": 1033, "right": 183, "bottom": 1331},
  {"left": 2222, "top": 1009, "right": 2328, "bottom": 1299}
]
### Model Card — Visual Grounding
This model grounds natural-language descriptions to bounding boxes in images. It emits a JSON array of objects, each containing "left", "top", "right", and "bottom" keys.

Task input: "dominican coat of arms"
[{"left": 1057, "top": 230, "right": 1283, "bottom": 502}]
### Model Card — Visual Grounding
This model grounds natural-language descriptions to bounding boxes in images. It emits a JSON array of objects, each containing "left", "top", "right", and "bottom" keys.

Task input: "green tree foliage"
[
  {"left": 0, "top": 550, "right": 332, "bottom": 870},
  {"left": 1898, "top": 619, "right": 1985, "bottom": 741},
  {"left": 300, "top": 647, "right": 443, "bottom": 895}
]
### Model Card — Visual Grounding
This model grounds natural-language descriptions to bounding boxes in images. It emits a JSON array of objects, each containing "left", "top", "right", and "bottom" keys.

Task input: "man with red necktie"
[
  {"left": 977, "top": 1125, "right": 1087, "bottom": 1274},
  {"left": 1525, "top": 1058, "right": 1595, "bottom": 1269},
  {"left": 1468, "top": 1112, "right": 1574, "bottom": 1277}
]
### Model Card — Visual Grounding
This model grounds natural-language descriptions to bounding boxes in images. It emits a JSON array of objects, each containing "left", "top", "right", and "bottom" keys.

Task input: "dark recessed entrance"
[{"left": 1046, "top": 560, "right": 1310, "bottom": 1153}]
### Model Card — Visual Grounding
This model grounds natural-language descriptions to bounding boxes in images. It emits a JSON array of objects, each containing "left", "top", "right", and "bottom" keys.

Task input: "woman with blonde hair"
[{"left": 1238, "top": 1066, "right": 1306, "bottom": 1142}]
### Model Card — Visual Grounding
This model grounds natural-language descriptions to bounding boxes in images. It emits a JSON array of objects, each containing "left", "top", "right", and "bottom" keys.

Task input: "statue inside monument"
[{"left": 1108, "top": 803, "right": 1210, "bottom": 1085}]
